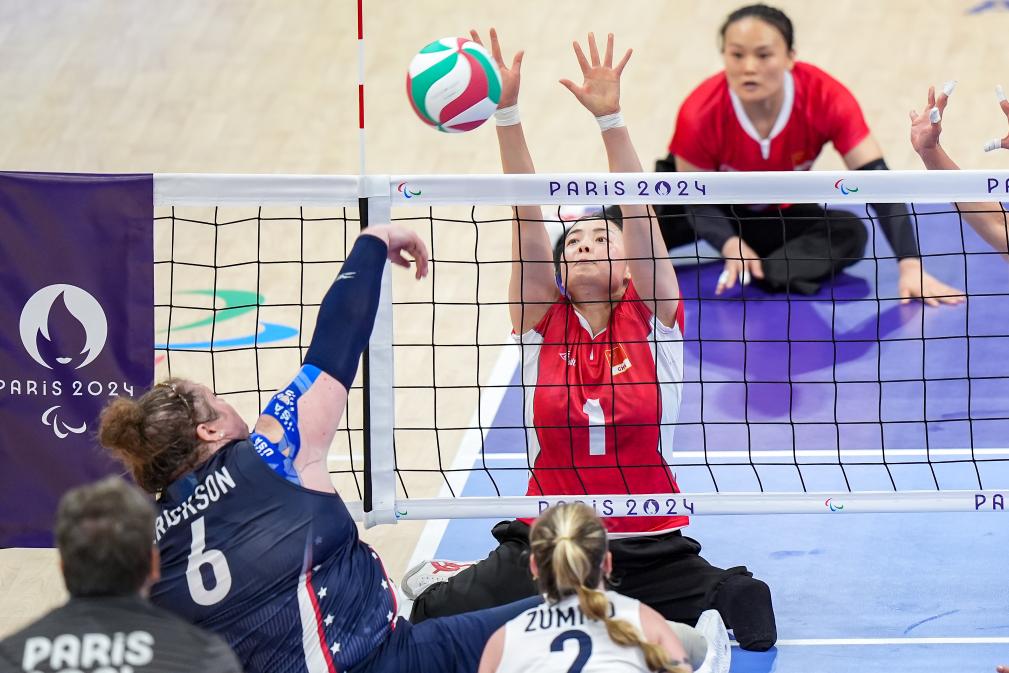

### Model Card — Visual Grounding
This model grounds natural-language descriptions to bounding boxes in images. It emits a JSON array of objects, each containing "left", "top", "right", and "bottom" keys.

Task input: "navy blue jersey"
[{"left": 149, "top": 440, "right": 396, "bottom": 673}]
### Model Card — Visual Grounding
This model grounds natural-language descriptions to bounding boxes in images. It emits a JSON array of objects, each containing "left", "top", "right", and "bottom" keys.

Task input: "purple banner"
[{"left": 0, "top": 172, "right": 153, "bottom": 547}]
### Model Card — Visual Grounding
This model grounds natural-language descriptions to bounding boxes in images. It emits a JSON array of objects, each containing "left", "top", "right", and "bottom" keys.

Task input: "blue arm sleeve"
[
  {"left": 250, "top": 365, "right": 321, "bottom": 484},
  {"left": 303, "top": 234, "right": 388, "bottom": 390}
]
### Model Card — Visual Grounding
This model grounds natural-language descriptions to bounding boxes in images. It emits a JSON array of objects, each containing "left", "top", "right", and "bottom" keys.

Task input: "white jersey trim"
[
  {"left": 296, "top": 569, "right": 335, "bottom": 673},
  {"left": 728, "top": 68, "right": 795, "bottom": 160},
  {"left": 515, "top": 328, "right": 544, "bottom": 470}
]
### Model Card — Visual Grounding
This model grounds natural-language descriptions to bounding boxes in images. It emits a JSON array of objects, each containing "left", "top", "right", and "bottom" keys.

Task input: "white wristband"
[
  {"left": 494, "top": 105, "right": 521, "bottom": 126},
  {"left": 595, "top": 112, "right": 625, "bottom": 131}
]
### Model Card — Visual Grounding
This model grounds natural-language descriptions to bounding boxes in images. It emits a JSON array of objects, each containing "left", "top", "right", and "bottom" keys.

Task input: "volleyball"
[{"left": 407, "top": 37, "right": 502, "bottom": 133}]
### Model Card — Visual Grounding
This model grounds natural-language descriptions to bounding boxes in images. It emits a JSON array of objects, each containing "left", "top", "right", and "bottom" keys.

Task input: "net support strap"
[{"left": 361, "top": 176, "right": 398, "bottom": 527}]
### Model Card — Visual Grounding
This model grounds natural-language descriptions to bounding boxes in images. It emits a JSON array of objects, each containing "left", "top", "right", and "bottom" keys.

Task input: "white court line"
[
  {"left": 405, "top": 344, "right": 521, "bottom": 570},
  {"left": 745, "top": 636, "right": 1009, "bottom": 646},
  {"left": 327, "top": 455, "right": 363, "bottom": 466}
]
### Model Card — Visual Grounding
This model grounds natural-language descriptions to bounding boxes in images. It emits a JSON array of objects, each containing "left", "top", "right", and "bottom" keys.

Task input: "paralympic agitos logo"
[{"left": 154, "top": 290, "right": 298, "bottom": 350}]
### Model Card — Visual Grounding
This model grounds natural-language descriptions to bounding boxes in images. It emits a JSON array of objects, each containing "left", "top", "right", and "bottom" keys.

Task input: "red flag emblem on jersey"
[{"left": 604, "top": 344, "right": 632, "bottom": 375}]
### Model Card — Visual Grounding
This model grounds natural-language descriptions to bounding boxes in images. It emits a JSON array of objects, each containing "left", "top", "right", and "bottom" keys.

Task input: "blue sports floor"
[{"left": 425, "top": 206, "right": 1009, "bottom": 671}]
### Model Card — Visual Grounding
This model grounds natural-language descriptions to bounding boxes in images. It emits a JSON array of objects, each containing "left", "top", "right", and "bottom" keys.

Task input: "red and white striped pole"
[{"left": 357, "top": 0, "right": 366, "bottom": 176}]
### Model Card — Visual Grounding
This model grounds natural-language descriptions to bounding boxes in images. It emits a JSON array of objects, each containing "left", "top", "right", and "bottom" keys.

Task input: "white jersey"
[{"left": 496, "top": 591, "right": 651, "bottom": 673}]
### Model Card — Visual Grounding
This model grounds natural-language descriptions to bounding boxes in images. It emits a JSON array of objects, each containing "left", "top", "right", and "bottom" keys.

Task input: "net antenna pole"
[{"left": 357, "top": 0, "right": 366, "bottom": 177}]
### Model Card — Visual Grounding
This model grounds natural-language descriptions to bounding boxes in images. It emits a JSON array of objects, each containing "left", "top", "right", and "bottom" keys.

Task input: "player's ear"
[
  {"left": 196, "top": 421, "right": 221, "bottom": 443},
  {"left": 602, "top": 550, "right": 613, "bottom": 577},
  {"left": 529, "top": 554, "right": 539, "bottom": 581}
]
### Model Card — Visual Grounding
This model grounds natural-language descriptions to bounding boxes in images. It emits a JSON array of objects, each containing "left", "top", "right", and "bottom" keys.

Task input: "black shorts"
[{"left": 410, "top": 520, "right": 755, "bottom": 627}]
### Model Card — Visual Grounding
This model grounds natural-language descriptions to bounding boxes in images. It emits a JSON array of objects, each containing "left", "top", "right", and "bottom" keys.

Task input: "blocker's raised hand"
[
  {"left": 909, "top": 83, "right": 954, "bottom": 155},
  {"left": 559, "top": 32, "right": 631, "bottom": 117},
  {"left": 470, "top": 28, "right": 523, "bottom": 109}
]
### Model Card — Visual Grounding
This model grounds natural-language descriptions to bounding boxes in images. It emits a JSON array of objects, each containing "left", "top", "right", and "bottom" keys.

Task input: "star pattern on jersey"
[{"left": 306, "top": 543, "right": 398, "bottom": 669}]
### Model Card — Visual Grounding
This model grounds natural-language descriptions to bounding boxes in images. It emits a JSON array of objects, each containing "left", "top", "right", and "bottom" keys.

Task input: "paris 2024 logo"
[{"left": 13, "top": 283, "right": 134, "bottom": 439}]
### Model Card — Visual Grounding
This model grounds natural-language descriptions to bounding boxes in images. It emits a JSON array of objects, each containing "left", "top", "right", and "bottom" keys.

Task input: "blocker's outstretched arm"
[
  {"left": 560, "top": 32, "right": 680, "bottom": 326},
  {"left": 471, "top": 28, "right": 558, "bottom": 334}
]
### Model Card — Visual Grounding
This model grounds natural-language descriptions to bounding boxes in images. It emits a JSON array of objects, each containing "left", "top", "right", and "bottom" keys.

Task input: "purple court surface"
[{"left": 422, "top": 205, "right": 1009, "bottom": 672}]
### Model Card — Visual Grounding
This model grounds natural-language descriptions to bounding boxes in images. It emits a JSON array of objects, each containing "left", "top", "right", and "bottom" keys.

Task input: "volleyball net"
[{"left": 153, "top": 171, "right": 1009, "bottom": 524}]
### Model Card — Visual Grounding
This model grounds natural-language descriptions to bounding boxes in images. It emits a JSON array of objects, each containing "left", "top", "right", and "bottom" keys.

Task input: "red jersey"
[
  {"left": 669, "top": 61, "right": 870, "bottom": 172},
  {"left": 517, "top": 281, "right": 687, "bottom": 536}
]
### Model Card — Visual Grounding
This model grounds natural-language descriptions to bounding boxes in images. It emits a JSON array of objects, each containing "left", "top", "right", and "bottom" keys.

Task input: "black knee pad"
[{"left": 711, "top": 573, "right": 777, "bottom": 651}]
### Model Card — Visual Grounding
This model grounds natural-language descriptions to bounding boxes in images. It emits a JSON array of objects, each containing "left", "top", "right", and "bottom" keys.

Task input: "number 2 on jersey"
[
  {"left": 583, "top": 398, "right": 606, "bottom": 455},
  {"left": 550, "top": 630, "right": 593, "bottom": 673},
  {"left": 186, "top": 516, "right": 233, "bottom": 606}
]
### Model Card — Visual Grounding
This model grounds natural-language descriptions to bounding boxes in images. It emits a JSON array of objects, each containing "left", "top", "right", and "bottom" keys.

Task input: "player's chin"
[{"left": 734, "top": 87, "right": 763, "bottom": 101}]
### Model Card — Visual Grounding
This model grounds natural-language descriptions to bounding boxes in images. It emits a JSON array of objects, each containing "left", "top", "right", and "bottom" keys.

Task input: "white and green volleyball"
[{"left": 407, "top": 37, "right": 502, "bottom": 133}]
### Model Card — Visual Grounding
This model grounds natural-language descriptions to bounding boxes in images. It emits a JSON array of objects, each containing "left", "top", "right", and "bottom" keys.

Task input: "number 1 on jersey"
[
  {"left": 583, "top": 398, "right": 606, "bottom": 456},
  {"left": 186, "top": 516, "right": 233, "bottom": 606}
]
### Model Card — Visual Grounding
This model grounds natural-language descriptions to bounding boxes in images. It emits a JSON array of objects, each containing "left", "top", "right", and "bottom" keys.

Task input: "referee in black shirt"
[{"left": 0, "top": 476, "right": 241, "bottom": 673}]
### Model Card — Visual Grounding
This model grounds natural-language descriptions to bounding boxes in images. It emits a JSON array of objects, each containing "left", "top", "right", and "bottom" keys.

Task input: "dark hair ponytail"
[{"left": 719, "top": 4, "right": 795, "bottom": 51}]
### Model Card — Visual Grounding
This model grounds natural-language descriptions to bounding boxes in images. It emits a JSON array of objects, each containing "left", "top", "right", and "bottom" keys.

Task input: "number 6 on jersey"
[{"left": 186, "top": 516, "right": 232, "bottom": 606}]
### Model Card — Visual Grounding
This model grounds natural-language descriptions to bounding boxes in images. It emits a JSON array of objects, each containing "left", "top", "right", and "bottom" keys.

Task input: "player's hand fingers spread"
[
  {"left": 587, "top": 33, "right": 600, "bottom": 67},
  {"left": 572, "top": 40, "right": 590, "bottom": 74},
  {"left": 512, "top": 50, "right": 524, "bottom": 74},
  {"left": 615, "top": 48, "right": 632, "bottom": 76},
  {"left": 559, "top": 78, "right": 580, "bottom": 98},
  {"left": 489, "top": 28, "right": 505, "bottom": 65}
]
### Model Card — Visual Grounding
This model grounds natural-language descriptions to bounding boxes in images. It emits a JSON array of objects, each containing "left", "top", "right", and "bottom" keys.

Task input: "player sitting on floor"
[
  {"left": 404, "top": 28, "right": 777, "bottom": 652},
  {"left": 478, "top": 502, "right": 734, "bottom": 673},
  {"left": 99, "top": 223, "right": 542, "bottom": 673},
  {"left": 654, "top": 3, "right": 962, "bottom": 305}
]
